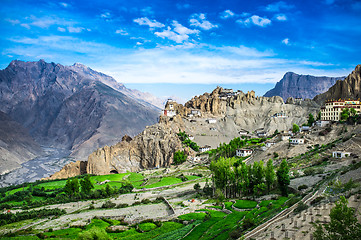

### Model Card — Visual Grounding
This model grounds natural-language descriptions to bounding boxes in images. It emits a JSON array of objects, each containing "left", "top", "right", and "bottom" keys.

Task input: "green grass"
[
  {"left": 35, "top": 180, "right": 67, "bottom": 190},
  {"left": 43, "top": 227, "right": 82, "bottom": 239},
  {"left": 144, "top": 177, "right": 182, "bottom": 188},
  {"left": 178, "top": 212, "right": 207, "bottom": 221},
  {"left": 185, "top": 175, "right": 200, "bottom": 181},
  {"left": 200, "top": 211, "right": 247, "bottom": 240},
  {"left": 110, "top": 221, "right": 183, "bottom": 240},
  {"left": 138, "top": 222, "right": 157, "bottom": 232},
  {"left": 85, "top": 219, "right": 110, "bottom": 230},
  {"left": 90, "top": 173, "right": 129, "bottom": 183},
  {"left": 233, "top": 200, "right": 258, "bottom": 209},
  {"left": 224, "top": 202, "right": 234, "bottom": 211},
  {"left": 154, "top": 220, "right": 200, "bottom": 240},
  {"left": 128, "top": 172, "right": 144, "bottom": 182},
  {"left": 0, "top": 236, "right": 40, "bottom": 240}
]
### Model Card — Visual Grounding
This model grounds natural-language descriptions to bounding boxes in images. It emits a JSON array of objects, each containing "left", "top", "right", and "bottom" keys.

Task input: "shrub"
[
  {"left": 117, "top": 203, "right": 129, "bottom": 208},
  {"left": 173, "top": 150, "right": 187, "bottom": 165},
  {"left": 101, "top": 200, "right": 116, "bottom": 209},
  {"left": 141, "top": 198, "right": 151, "bottom": 204},
  {"left": 298, "top": 185, "right": 308, "bottom": 191},
  {"left": 303, "top": 168, "right": 316, "bottom": 176},
  {"left": 294, "top": 202, "right": 308, "bottom": 213}
]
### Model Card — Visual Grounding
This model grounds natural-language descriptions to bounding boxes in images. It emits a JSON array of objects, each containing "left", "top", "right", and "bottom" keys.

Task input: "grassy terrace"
[{"left": 0, "top": 195, "right": 291, "bottom": 239}]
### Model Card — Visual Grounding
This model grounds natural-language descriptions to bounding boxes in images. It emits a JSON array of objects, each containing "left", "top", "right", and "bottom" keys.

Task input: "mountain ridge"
[
  {"left": 264, "top": 72, "right": 344, "bottom": 100},
  {"left": 0, "top": 59, "right": 161, "bottom": 163}
]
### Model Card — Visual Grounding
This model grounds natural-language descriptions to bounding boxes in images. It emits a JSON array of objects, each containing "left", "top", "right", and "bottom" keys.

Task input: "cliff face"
[
  {"left": 314, "top": 65, "right": 361, "bottom": 104},
  {"left": 0, "top": 60, "right": 160, "bottom": 161},
  {"left": 264, "top": 72, "right": 344, "bottom": 101},
  {"left": 184, "top": 87, "right": 319, "bottom": 134},
  {"left": 47, "top": 116, "right": 187, "bottom": 179},
  {"left": 0, "top": 111, "right": 43, "bottom": 175}
]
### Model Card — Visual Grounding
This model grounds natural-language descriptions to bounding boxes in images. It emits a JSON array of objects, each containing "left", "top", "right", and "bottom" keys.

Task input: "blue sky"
[{"left": 1, "top": 0, "right": 360, "bottom": 101}]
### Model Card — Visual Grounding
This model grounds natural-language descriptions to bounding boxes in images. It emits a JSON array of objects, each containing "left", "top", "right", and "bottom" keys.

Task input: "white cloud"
[
  {"left": 20, "top": 23, "right": 30, "bottom": 29},
  {"left": 68, "top": 26, "right": 84, "bottom": 33},
  {"left": 282, "top": 38, "right": 290, "bottom": 45},
  {"left": 115, "top": 29, "right": 129, "bottom": 35},
  {"left": 237, "top": 15, "right": 271, "bottom": 27},
  {"left": 5, "top": 35, "right": 346, "bottom": 86},
  {"left": 155, "top": 27, "right": 190, "bottom": 43},
  {"left": 275, "top": 14, "right": 287, "bottom": 21},
  {"left": 190, "top": 13, "right": 218, "bottom": 30},
  {"left": 220, "top": 10, "right": 235, "bottom": 19},
  {"left": 172, "top": 21, "right": 199, "bottom": 35},
  {"left": 57, "top": 27, "right": 66, "bottom": 32},
  {"left": 5, "top": 19, "right": 20, "bottom": 25},
  {"left": 59, "top": 2, "right": 69, "bottom": 8},
  {"left": 100, "top": 12, "right": 111, "bottom": 19},
  {"left": 133, "top": 17, "right": 165, "bottom": 29},
  {"left": 263, "top": 1, "right": 295, "bottom": 12}
]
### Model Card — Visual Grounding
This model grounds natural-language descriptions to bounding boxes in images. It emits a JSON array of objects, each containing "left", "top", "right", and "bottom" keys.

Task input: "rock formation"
[
  {"left": 0, "top": 60, "right": 160, "bottom": 161},
  {"left": 314, "top": 64, "right": 361, "bottom": 104},
  {"left": 0, "top": 111, "right": 43, "bottom": 175},
  {"left": 264, "top": 72, "right": 344, "bottom": 101},
  {"left": 46, "top": 115, "right": 187, "bottom": 179}
]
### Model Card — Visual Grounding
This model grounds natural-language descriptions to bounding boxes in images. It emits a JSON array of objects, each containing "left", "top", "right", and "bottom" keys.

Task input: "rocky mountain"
[
  {"left": 49, "top": 87, "right": 321, "bottom": 179},
  {"left": 184, "top": 87, "right": 320, "bottom": 134},
  {"left": 47, "top": 115, "right": 187, "bottom": 179},
  {"left": 314, "top": 65, "right": 361, "bottom": 104},
  {"left": 264, "top": 72, "right": 344, "bottom": 101},
  {"left": 0, "top": 60, "right": 160, "bottom": 162},
  {"left": 0, "top": 111, "right": 43, "bottom": 175}
]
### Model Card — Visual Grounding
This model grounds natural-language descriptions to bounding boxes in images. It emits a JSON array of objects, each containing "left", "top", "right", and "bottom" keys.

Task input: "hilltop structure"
[{"left": 320, "top": 100, "right": 361, "bottom": 121}]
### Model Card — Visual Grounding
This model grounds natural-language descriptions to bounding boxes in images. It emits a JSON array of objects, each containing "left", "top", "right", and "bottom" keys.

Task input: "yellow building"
[{"left": 321, "top": 100, "right": 361, "bottom": 121}]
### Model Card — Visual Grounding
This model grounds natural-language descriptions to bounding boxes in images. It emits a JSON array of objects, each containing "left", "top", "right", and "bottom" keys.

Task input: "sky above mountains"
[{"left": 1, "top": 0, "right": 360, "bottom": 100}]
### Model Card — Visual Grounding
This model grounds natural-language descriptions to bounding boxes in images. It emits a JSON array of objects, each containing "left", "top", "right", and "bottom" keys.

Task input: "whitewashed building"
[
  {"left": 207, "top": 119, "right": 217, "bottom": 124},
  {"left": 332, "top": 151, "right": 351, "bottom": 158},
  {"left": 199, "top": 145, "right": 211, "bottom": 152},
  {"left": 236, "top": 149, "right": 253, "bottom": 157},
  {"left": 289, "top": 138, "right": 304, "bottom": 145}
]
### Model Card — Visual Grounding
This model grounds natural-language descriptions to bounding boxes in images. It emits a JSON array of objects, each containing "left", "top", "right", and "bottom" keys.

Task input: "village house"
[
  {"left": 239, "top": 129, "right": 249, "bottom": 136},
  {"left": 163, "top": 99, "right": 177, "bottom": 117},
  {"left": 332, "top": 151, "right": 351, "bottom": 158},
  {"left": 272, "top": 112, "right": 287, "bottom": 118},
  {"left": 301, "top": 126, "right": 310, "bottom": 132},
  {"left": 199, "top": 145, "right": 211, "bottom": 153},
  {"left": 265, "top": 141, "right": 275, "bottom": 148},
  {"left": 188, "top": 135, "right": 194, "bottom": 140},
  {"left": 315, "top": 120, "right": 330, "bottom": 127},
  {"left": 191, "top": 109, "right": 201, "bottom": 116},
  {"left": 289, "top": 138, "right": 304, "bottom": 145},
  {"left": 320, "top": 100, "right": 361, "bottom": 121},
  {"left": 236, "top": 148, "right": 253, "bottom": 157},
  {"left": 280, "top": 134, "right": 291, "bottom": 141},
  {"left": 206, "top": 119, "right": 217, "bottom": 124}
]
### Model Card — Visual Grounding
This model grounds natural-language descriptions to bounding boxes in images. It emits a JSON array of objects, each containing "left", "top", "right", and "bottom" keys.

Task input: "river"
[{"left": 0, "top": 147, "right": 73, "bottom": 187}]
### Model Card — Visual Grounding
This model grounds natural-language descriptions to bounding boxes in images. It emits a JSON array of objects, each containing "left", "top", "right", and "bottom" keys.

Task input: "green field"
[
  {"left": 143, "top": 177, "right": 183, "bottom": 188},
  {"left": 233, "top": 199, "right": 258, "bottom": 209}
]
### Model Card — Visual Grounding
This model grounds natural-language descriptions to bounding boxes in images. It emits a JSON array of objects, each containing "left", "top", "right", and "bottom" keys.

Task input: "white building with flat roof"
[{"left": 236, "top": 149, "right": 253, "bottom": 157}]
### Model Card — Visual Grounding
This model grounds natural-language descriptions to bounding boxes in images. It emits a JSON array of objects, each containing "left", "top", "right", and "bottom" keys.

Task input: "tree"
[
  {"left": 341, "top": 108, "right": 350, "bottom": 121},
  {"left": 277, "top": 159, "right": 290, "bottom": 196},
  {"left": 64, "top": 178, "right": 80, "bottom": 197},
  {"left": 80, "top": 175, "right": 94, "bottom": 195},
  {"left": 173, "top": 150, "right": 187, "bottom": 165},
  {"left": 265, "top": 159, "right": 276, "bottom": 193},
  {"left": 308, "top": 113, "right": 315, "bottom": 126},
  {"left": 194, "top": 183, "right": 201, "bottom": 192},
  {"left": 292, "top": 124, "right": 300, "bottom": 133},
  {"left": 316, "top": 111, "right": 321, "bottom": 121},
  {"left": 313, "top": 196, "right": 361, "bottom": 240}
]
